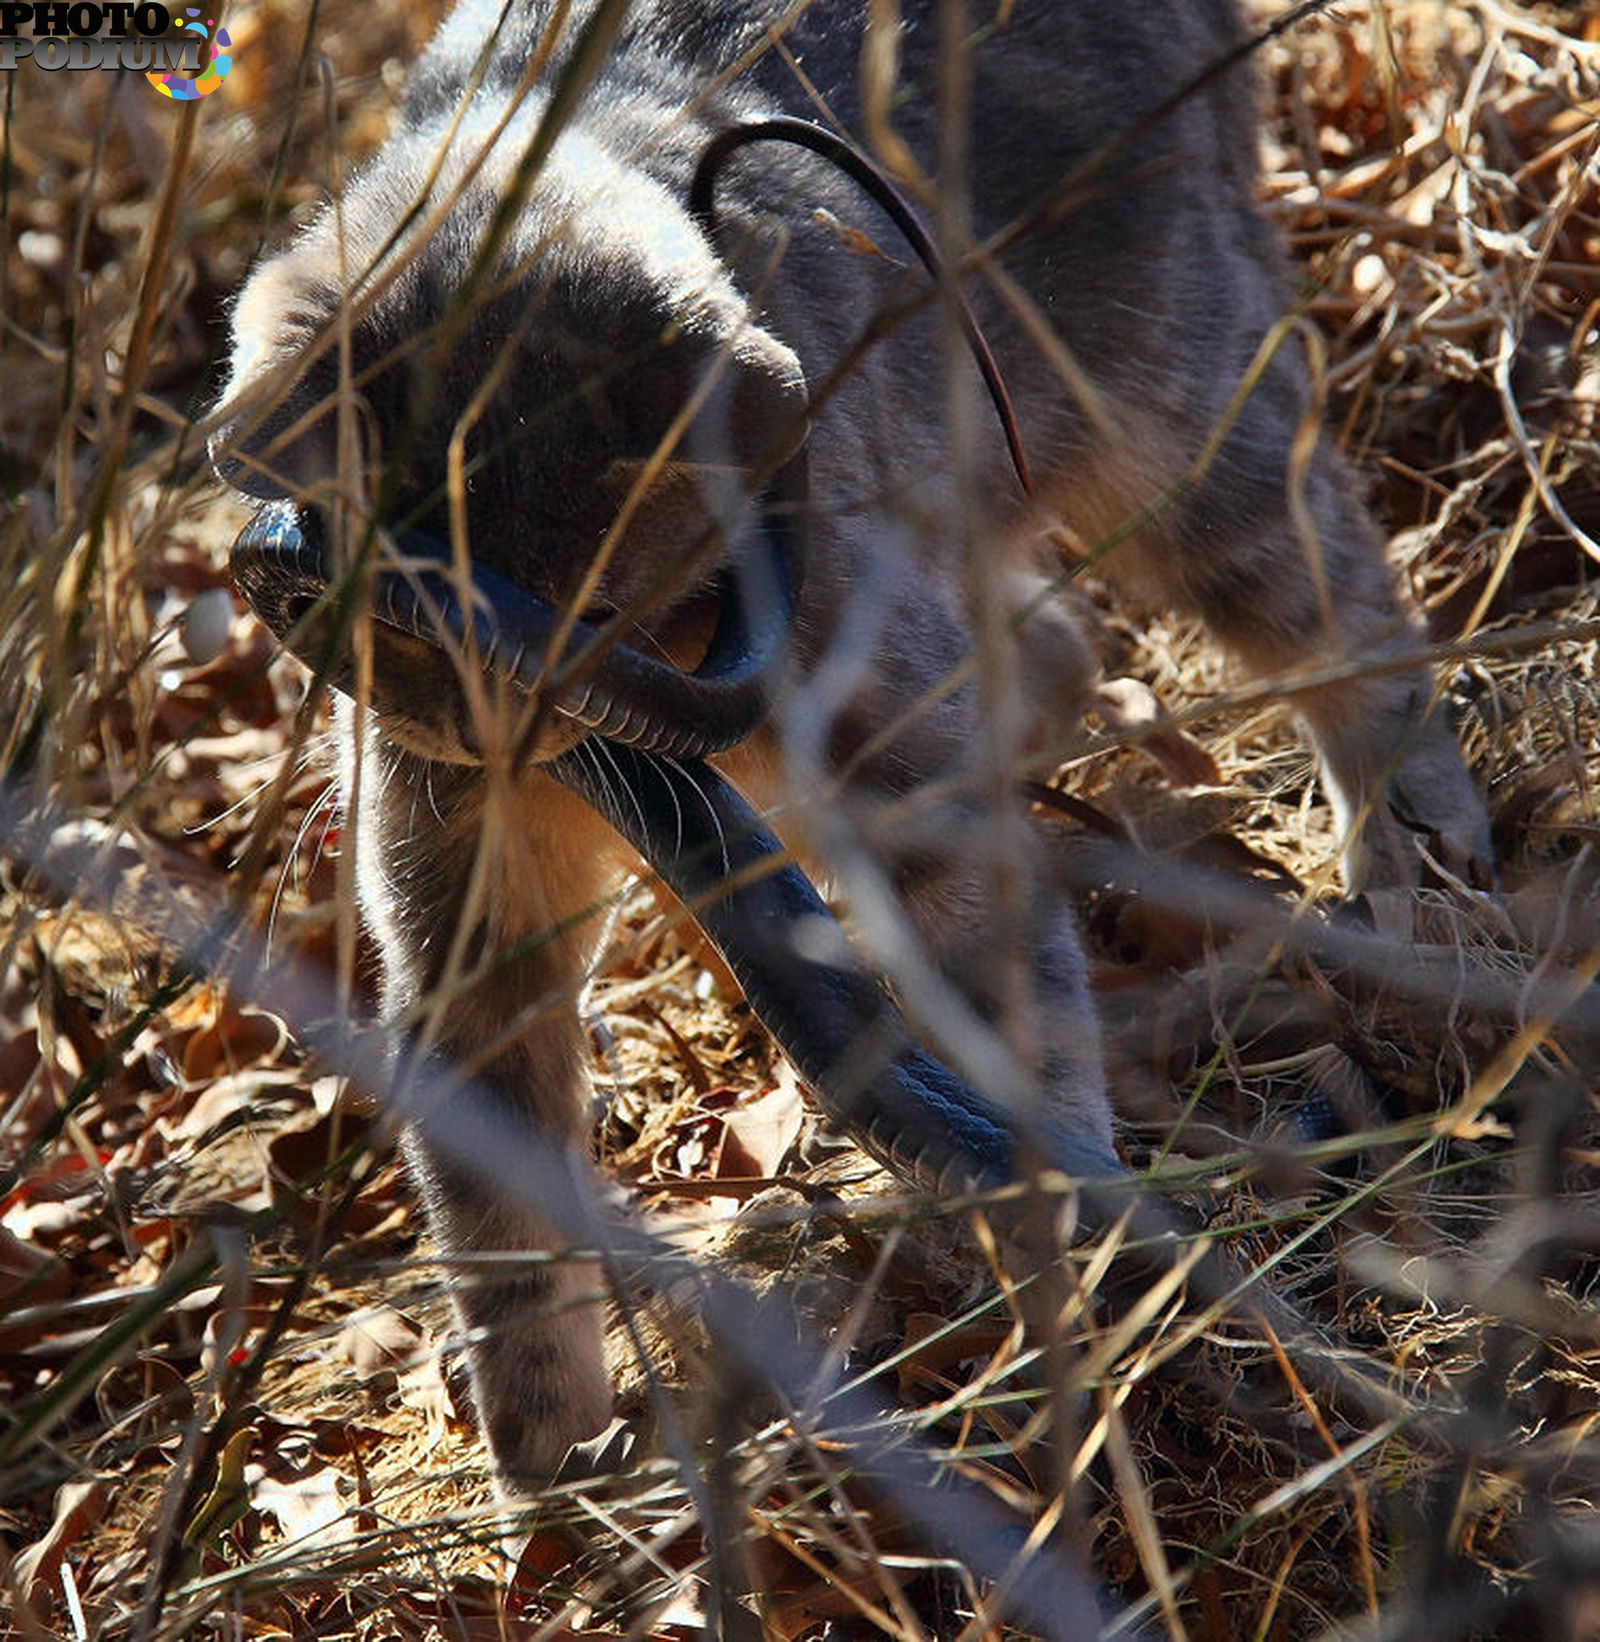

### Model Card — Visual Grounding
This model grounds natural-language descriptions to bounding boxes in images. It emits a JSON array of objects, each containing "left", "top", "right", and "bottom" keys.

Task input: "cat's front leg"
[{"left": 351, "top": 733, "right": 623, "bottom": 1488}]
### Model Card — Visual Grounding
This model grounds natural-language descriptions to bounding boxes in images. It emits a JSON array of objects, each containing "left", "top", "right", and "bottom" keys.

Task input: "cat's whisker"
[
  {"left": 266, "top": 776, "right": 342, "bottom": 950},
  {"left": 662, "top": 752, "right": 730, "bottom": 882}
]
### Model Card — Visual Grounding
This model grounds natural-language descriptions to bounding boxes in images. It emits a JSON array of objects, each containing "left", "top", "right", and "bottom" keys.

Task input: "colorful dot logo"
[{"left": 146, "top": 8, "right": 232, "bottom": 99}]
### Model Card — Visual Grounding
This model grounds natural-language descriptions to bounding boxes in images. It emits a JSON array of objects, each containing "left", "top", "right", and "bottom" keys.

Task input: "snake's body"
[{"left": 231, "top": 504, "right": 1125, "bottom": 1194}]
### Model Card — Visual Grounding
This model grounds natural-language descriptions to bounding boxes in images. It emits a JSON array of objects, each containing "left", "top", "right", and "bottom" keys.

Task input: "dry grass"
[{"left": 2, "top": 2, "right": 1599, "bottom": 1638}]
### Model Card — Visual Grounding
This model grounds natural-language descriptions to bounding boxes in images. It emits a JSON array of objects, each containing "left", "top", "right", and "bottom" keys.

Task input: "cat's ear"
[
  {"left": 597, "top": 323, "right": 806, "bottom": 560},
  {"left": 208, "top": 251, "right": 360, "bottom": 503},
  {"left": 598, "top": 319, "right": 807, "bottom": 546},
  {"left": 210, "top": 379, "right": 351, "bottom": 502},
  {"left": 686, "top": 321, "right": 809, "bottom": 478}
]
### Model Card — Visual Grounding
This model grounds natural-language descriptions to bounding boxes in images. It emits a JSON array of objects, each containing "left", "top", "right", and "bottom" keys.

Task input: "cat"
[{"left": 213, "top": 0, "right": 1492, "bottom": 1488}]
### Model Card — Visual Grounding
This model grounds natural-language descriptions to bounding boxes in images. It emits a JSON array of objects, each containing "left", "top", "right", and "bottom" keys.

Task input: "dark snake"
[{"left": 230, "top": 495, "right": 1123, "bottom": 1193}]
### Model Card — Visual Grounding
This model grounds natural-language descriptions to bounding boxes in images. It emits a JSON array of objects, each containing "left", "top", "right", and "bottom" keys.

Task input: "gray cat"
[{"left": 214, "top": 0, "right": 1491, "bottom": 1487}]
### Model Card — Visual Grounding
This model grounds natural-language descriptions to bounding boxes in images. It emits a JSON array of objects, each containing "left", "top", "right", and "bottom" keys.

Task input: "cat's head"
[{"left": 214, "top": 119, "right": 808, "bottom": 764}]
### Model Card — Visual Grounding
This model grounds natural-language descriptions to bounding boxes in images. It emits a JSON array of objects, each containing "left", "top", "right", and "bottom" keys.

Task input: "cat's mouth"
[{"left": 229, "top": 483, "right": 802, "bottom": 763}]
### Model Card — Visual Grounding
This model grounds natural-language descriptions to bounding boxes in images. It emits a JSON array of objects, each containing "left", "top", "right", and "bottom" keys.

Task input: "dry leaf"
[
  {"left": 717, "top": 1070, "right": 804, "bottom": 1179},
  {"left": 251, "top": 1465, "right": 354, "bottom": 1550},
  {"left": 338, "top": 1306, "right": 424, "bottom": 1382},
  {"left": 1094, "top": 677, "right": 1222, "bottom": 788},
  {"left": 13, "top": 1478, "right": 108, "bottom": 1606}
]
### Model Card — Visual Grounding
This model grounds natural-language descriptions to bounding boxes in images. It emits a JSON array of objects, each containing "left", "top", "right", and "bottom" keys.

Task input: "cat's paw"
[
  {"left": 463, "top": 1279, "right": 613, "bottom": 1496},
  {"left": 1344, "top": 731, "right": 1494, "bottom": 896},
  {"left": 1314, "top": 678, "right": 1494, "bottom": 896}
]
